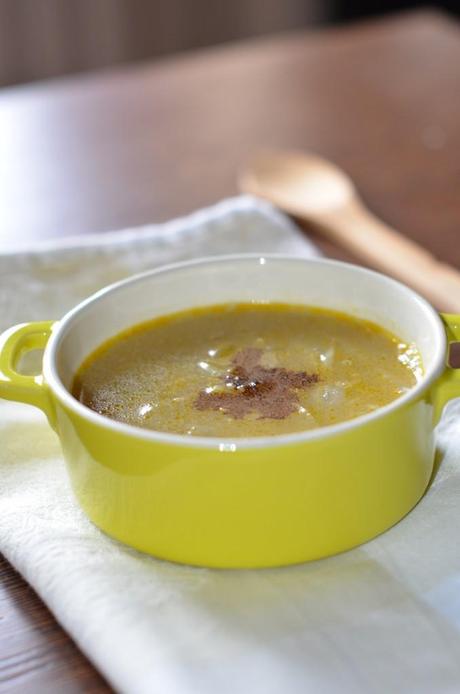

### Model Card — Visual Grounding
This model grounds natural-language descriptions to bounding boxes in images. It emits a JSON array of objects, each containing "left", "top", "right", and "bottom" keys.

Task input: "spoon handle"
[{"left": 314, "top": 199, "right": 460, "bottom": 312}]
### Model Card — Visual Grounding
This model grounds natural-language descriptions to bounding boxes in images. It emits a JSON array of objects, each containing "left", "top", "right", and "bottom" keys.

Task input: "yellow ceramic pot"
[{"left": 1, "top": 256, "right": 460, "bottom": 568}]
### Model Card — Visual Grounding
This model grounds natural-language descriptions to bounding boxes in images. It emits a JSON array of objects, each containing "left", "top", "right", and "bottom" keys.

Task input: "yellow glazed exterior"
[{"left": 1, "top": 258, "right": 460, "bottom": 568}]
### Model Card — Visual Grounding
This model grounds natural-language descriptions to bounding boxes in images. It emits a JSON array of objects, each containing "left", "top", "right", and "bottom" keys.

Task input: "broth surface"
[{"left": 72, "top": 303, "right": 422, "bottom": 437}]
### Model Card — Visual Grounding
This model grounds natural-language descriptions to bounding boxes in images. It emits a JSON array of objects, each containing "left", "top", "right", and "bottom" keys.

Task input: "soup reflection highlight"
[{"left": 72, "top": 303, "right": 422, "bottom": 437}]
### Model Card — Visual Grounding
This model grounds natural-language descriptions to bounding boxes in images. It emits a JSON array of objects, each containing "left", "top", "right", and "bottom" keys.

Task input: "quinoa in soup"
[{"left": 72, "top": 303, "right": 422, "bottom": 437}]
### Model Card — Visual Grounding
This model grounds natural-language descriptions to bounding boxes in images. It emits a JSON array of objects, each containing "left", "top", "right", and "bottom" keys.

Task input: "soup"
[{"left": 72, "top": 303, "right": 422, "bottom": 437}]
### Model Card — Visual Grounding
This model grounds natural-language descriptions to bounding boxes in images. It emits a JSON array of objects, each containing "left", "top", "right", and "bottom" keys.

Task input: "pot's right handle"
[
  {"left": 0, "top": 321, "right": 56, "bottom": 427},
  {"left": 433, "top": 314, "right": 460, "bottom": 423}
]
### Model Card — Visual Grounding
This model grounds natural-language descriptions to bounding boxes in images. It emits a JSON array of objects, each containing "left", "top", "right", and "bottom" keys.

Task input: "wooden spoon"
[{"left": 239, "top": 149, "right": 460, "bottom": 312}]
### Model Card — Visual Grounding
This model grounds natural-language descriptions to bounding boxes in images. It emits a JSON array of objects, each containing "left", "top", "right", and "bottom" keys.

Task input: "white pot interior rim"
[{"left": 43, "top": 254, "right": 447, "bottom": 450}]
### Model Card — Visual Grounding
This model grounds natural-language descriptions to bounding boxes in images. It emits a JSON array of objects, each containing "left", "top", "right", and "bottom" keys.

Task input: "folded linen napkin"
[{"left": 2, "top": 196, "right": 460, "bottom": 694}]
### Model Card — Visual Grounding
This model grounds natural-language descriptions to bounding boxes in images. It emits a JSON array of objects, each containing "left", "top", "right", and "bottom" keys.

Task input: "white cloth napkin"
[{"left": 1, "top": 196, "right": 460, "bottom": 694}]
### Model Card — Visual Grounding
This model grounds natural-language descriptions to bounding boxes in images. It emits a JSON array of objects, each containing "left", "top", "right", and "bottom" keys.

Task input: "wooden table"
[{"left": 1, "top": 9, "right": 459, "bottom": 691}]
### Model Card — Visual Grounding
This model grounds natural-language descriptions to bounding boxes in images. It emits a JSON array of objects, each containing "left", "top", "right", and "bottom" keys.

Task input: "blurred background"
[{"left": 0, "top": 0, "right": 458, "bottom": 89}]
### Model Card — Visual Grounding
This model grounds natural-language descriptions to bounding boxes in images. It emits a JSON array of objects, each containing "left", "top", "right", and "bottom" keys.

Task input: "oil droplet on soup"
[{"left": 72, "top": 303, "right": 422, "bottom": 437}]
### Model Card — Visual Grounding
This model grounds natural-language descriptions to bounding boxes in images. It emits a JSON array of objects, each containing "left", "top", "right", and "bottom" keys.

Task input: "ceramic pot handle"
[
  {"left": 433, "top": 314, "right": 460, "bottom": 423},
  {"left": 0, "top": 321, "right": 56, "bottom": 426}
]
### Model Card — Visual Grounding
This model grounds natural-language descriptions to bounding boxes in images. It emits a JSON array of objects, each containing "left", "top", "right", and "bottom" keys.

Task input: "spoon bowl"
[{"left": 240, "top": 150, "right": 355, "bottom": 216}]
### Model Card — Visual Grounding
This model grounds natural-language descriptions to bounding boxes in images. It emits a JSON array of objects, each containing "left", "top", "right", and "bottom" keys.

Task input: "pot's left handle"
[
  {"left": 433, "top": 314, "right": 460, "bottom": 423},
  {"left": 0, "top": 321, "right": 57, "bottom": 427}
]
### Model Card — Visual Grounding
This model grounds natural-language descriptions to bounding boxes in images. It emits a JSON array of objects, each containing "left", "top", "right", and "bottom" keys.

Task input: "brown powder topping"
[{"left": 194, "top": 347, "right": 319, "bottom": 420}]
